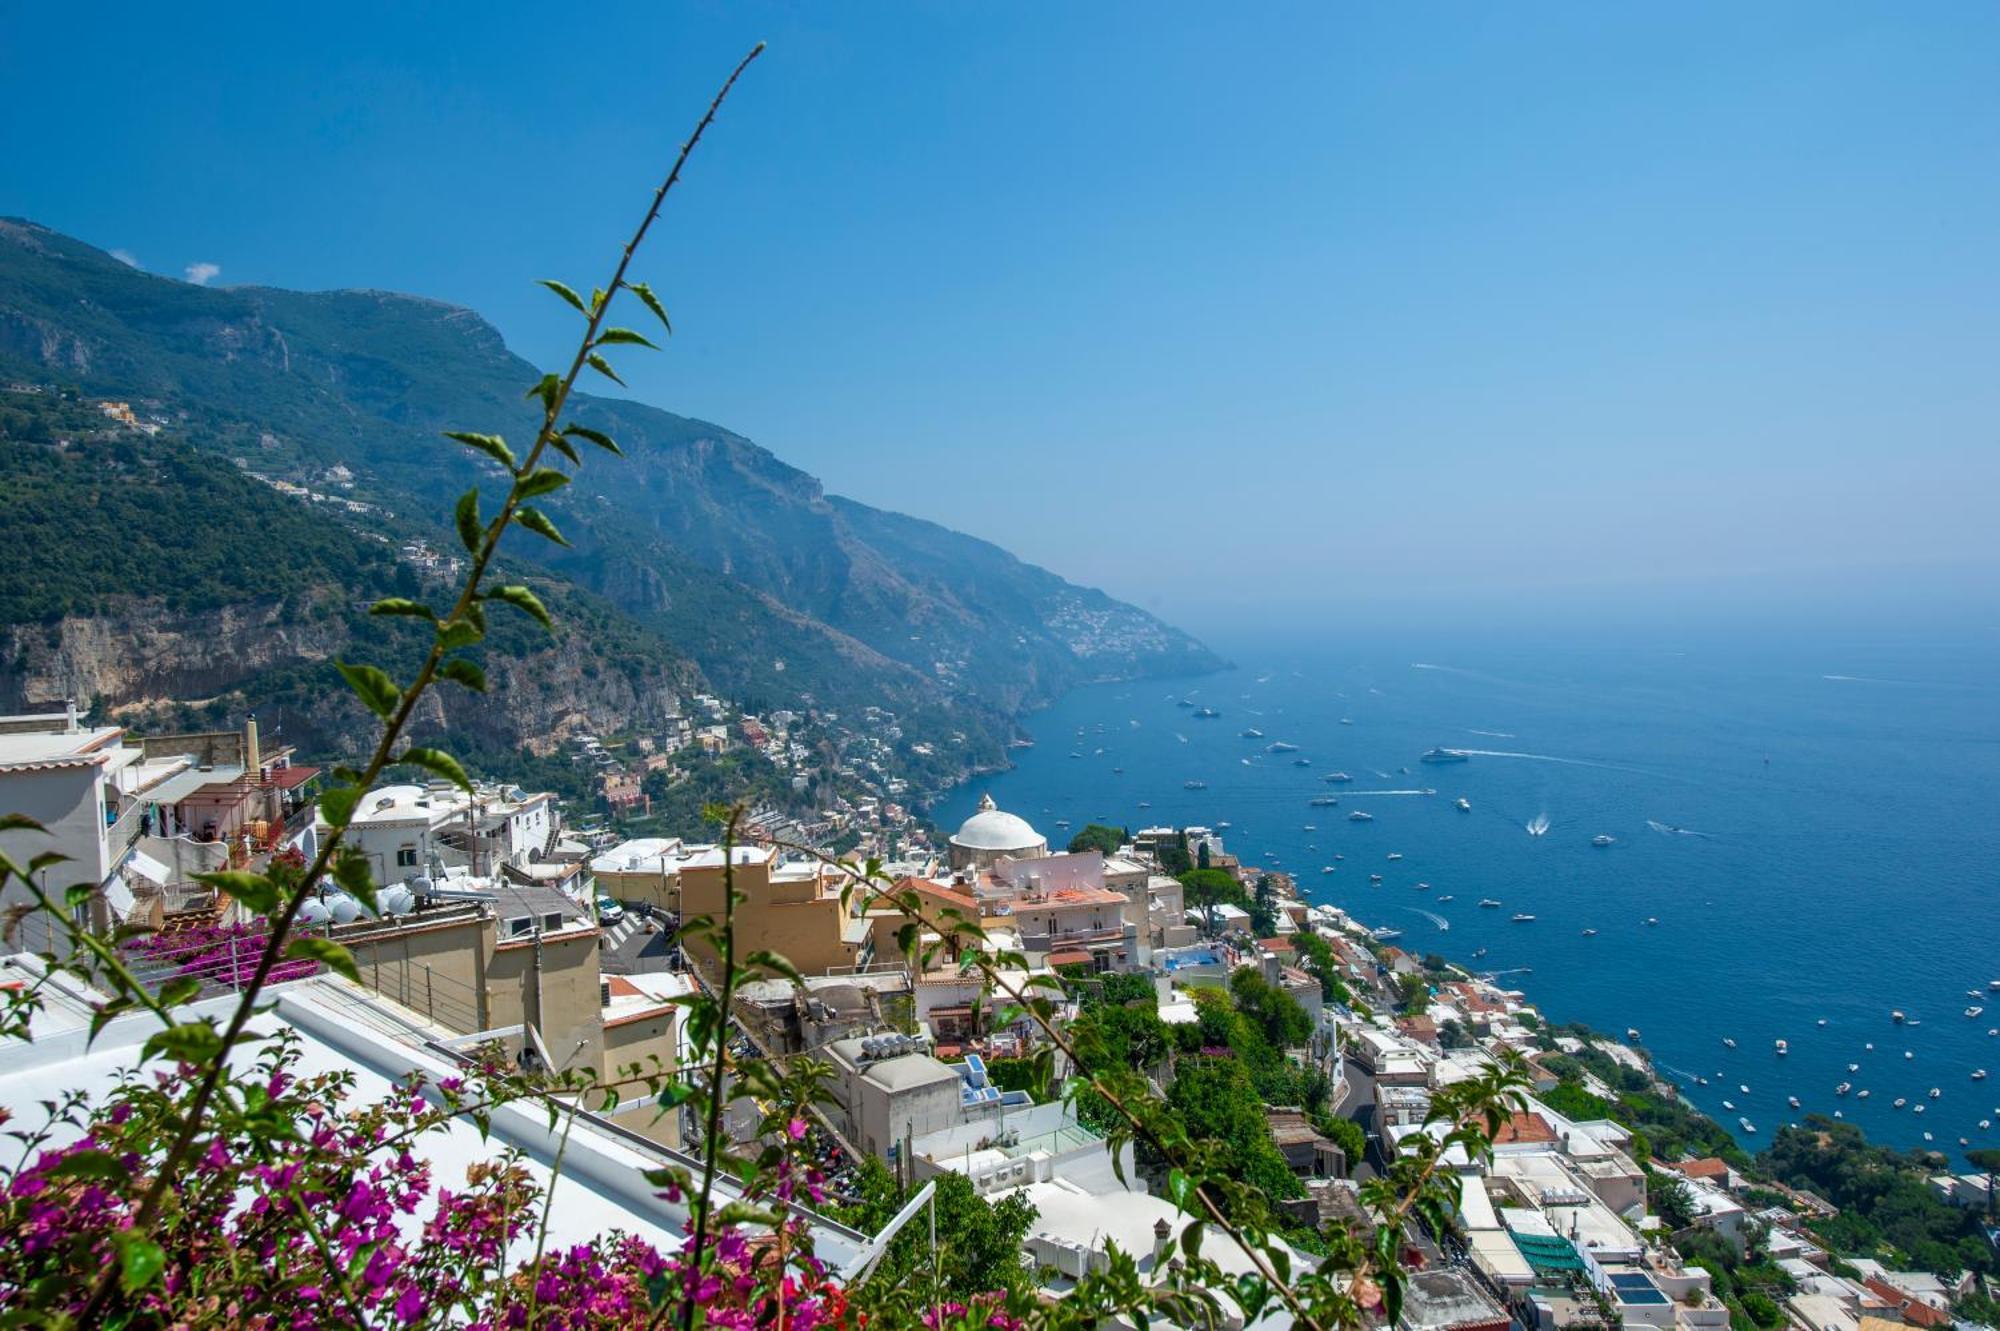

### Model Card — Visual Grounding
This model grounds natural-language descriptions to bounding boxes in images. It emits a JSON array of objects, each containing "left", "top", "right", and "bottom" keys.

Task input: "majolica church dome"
[{"left": 947, "top": 793, "right": 1047, "bottom": 870}]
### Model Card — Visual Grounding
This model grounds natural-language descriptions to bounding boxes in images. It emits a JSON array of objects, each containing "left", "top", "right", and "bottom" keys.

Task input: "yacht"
[
  {"left": 1339, "top": 718, "right": 1354, "bottom": 726},
  {"left": 1740, "top": 1083, "right": 1751, "bottom": 1094},
  {"left": 1437, "top": 894, "right": 1455, "bottom": 903},
  {"left": 1722, "top": 1100, "right": 1736, "bottom": 1111},
  {"left": 1293, "top": 758, "right": 1312, "bottom": 767},
  {"left": 1627, "top": 1028, "right": 1643, "bottom": 1043},
  {"left": 1386, "top": 852, "right": 1403, "bottom": 861},
  {"left": 1302, "top": 824, "right": 1317, "bottom": 833},
  {"left": 1369, "top": 873, "right": 1384, "bottom": 883},
  {"left": 1240, "top": 728, "right": 1264, "bottom": 739},
  {"left": 1645, "top": 917, "right": 1660, "bottom": 926},
  {"left": 1788, "top": 1096, "right": 1801, "bottom": 1109},
  {"left": 1739, "top": 1118, "right": 1757, "bottom": 1134},
  {"left": 1420, "top": 747, "right": 1469, "bottom": 764},
  {"left": 1836, "top": 1082, "right": 1852, "bottom": 1096},
  {"left": 1696, "top": 1076, "right": 1709, "bottom": 1086},
  {"left": 1310, "top": 796, "right": 1340, "bottom": 807},
  {"left": 1989, "top": 980, "right": 2000, "bottom": 992},
  {"left": 1183, "top": 780, "right": 1207, "bottom": 790},
  {"left": 1592, "top": 835, "right": 1615, "bottom": 847},
  {"left": 1972, "top": 1069, "right": 1988, "bottom": 1081},
  {"left": 1582, "top": 928, "right": 1599, "bottom": 937},
  {"left": 1817, "top": 1018, "right": 1828, "bottom": 1027},
  {"left": 1216, "top": 821, "right": 1232, "bottom": 830},
  {"left": 1268, "top": 741, "right": 1300, "bottom": 753},
  {"left": 1456, "top": 797, "right": 1472, "bottom": 812},
  {"left": 1321, "top": 866, "right": 1337, "bottom": 875},
  {"left": 1775, "top": 1040, "right": 1788, "bottom": 1055},
  {"left": 1913, "top": 1104, "right": 1926, "bottom": 1115},
  {"left": 1472, "top": 947, "right": 1487, "bottom": 958},
  {"left": 1415, "top": 881, "right": 1431, "bottom": 891},
  {"left": 1138, "top": 801, "right": 1151, "bottom": 809},
  {"left": 1857, "top": 1089, "right": 1870, "bottom": 1099},
  {"left": 1929, "top": 1087, "right": 1941, "bottom": 1099},
  {"left": 1511, "top": 913, "right": 1536, "bottom": 923},
  {"left": 1848, "top": 1063, "right": 1859, "bottom": 1073},
  {"left": 1723, "top": 1037, "right": 1738, "bottom": 1049},
  {"left": 1348, "top": 811, "right": 1374, "bottom": 822},
  {"left": 1967, "top": 1006, "right": 1985, "bottom": 1018},
  {"left": 1479, "top": 899, "right": 1503, "bottom": 908},
  {"left": 1324, "top": 772, "right": 1353, "bottom": 783},
  {"left": 1893, "top": 1010, "right": 1907, "bottom": 1023},
  {"left": 1371, "top": 926, "right": 1402, "bottom": 941},
  {"left": 1893, "top": 1097, "right": 1906, "bottom": 1108}
]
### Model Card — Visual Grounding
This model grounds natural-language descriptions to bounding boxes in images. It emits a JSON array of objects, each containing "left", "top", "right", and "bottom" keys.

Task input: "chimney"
[
  {"left": 246, "top": 715, "right": 261, "bottom": 777},
  {"left": 1151, "top": 1216, "right": 1172, "bottom": 1267},
  {"left": 63, "top": 698, "right": 78, "bottom": 732}
]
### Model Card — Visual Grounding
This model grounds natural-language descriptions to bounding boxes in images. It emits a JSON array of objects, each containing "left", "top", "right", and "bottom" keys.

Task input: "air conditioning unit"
[{"left": 505, "top": 916, "right": 533, "bottom": 938}]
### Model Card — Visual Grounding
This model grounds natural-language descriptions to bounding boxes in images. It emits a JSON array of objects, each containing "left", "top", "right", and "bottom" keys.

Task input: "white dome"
[{"left": 950, "top": 794, "right": 1044, "bottom": 852}]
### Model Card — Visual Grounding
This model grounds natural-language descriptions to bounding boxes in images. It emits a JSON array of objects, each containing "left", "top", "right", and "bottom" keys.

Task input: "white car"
[{"left": 595, "top": 896, "right": 626, "bottom": 926}]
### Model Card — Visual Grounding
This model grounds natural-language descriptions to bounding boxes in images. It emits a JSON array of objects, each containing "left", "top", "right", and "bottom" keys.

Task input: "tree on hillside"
[
  {"left": 1066, "top": 823, "right": 1125, "bottom": 857},
  {"left": 1197, "top": 839, "right": 1211, "bottom": 871},
  {"left": 1250, "top": 874, "right": 1279, "bottom": 937},
  {"left": 833, "top": 1160, "right": 1039, "bottom": 1301},
  {"left": 1229, "top": 967, "right": 1314, "bottom": 1050},
  {"left": 1180, "top": 868, "right": 1245, "bottom": 936}
]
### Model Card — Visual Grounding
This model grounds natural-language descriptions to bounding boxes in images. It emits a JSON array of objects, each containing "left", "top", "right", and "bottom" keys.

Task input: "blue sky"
[{"left": 4, "top": 3, "right": 1996, "bottom": 628}]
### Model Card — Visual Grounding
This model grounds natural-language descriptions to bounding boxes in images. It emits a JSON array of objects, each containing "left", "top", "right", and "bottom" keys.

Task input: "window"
[{"left": 396, "top": 845, "right": 419, "bottom": 867}]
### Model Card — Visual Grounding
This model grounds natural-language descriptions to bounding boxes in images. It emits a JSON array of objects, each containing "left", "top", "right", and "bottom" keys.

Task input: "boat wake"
[
  {"left": 1444, "top": 747, "right": 1669, "bottom": 779},
  {"left": 1342, "top": 788, "right": 1433, "bottom": 797},
  {"left": 1174, "top": 733, "right": 1188, "bottom": 744},
  {"left": 1647, "top": 819, "right": 1716, "bottom": 839},
  {"left": 1487, "top": 967, "right": 1534, "bottom": 978},
  {"left": 1408, "top": 908, "right": 1449, "bottom": 931},
  {"left": 1467, "top": 729, "right": 1516, "bottom": 739},
  {"left": 1526, "top": 813, "right": 1551, "bottom": 838}
]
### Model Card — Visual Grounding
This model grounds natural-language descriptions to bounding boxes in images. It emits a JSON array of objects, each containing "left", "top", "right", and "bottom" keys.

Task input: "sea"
[{"left": 935, "top": 622, "right": 2000, "bottom": 1164}]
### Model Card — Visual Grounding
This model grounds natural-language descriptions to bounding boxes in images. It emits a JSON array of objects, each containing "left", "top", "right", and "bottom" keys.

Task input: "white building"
[{"left": 947, "top": 794, "right": 1047, "bottom": 871}]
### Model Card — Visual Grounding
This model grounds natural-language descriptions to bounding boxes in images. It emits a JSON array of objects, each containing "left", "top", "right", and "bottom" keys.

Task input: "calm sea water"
[{"left": 936, "top": 624, "right": 2000, "bottom": 1163}]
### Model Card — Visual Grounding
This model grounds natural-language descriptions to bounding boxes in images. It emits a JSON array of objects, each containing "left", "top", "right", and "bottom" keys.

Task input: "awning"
[
  {"left": 140, "top": 766, "right": 246, "bottom": 805},
  {"left": 268, "top": 765, "right": 321, "bottom": 790},
  {"left": 125, "top": 850, "right": 172, "bottom": 887},
  {"left": 1047, "top": 950, "right": 1091, "bottom": 966}
]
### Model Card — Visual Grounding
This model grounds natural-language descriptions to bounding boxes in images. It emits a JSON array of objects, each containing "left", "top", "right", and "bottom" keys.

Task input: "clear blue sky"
[{"left": 5, "top": 3, "right": 1996, "bottom": 629}]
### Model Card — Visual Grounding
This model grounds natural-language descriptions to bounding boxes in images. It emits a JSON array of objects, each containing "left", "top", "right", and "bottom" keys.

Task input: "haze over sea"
[{"left": 938, "top": 620, "right": 2000, "bottom": 1164}]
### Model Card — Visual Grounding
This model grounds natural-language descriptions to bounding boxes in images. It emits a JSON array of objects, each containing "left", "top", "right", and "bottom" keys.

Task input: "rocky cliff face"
[{"left": 0, "top": 594, "right": 693, "bottom": 760}]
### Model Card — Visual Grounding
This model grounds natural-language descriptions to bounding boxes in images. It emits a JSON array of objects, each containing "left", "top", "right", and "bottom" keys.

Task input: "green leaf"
[
  {"left": 444, "top": 430, "right": 516, "bottom": 470},
  {"left": 144, "top": 1021, "right": 223, "bottom": 1065},
  {"left": 370, "top": 597, "right": 435, "bottom": 620},
  {"left": 454, "top": 488, "right": 483, "bottom": 554},
  {"left": 114, "top": 1231, "right": 167, "bottom": 1294},
  {"left": 437, "top": 658, "right": 487, "bottom": 693},
  {"left": 625, "top": 281, "right": 673, "bottom": 334},
  {"left": 515, "top": 467, "right": 570, "bottom": 499},
  {"left": 438, "top": 617, "right": 484, "bottom": 652},
  {"left": 487, "top": 584, "right": 552, "bottom": 630},
  {"left": 286, "top": 937, "right": 360, "bottom": 983},
  {"left": 547, "top": 433, "right": 580, "bottom": 465},
  {"left": 157, "top": 976, "right": 202, "bottom": 1008},
  {"left": 331, "top": 850, "right": 374, "bottom": 898},
  {"left": 194, "top": 870, "right": 280, "bottom": 914},
  {"left": 45, "top": 1148, "right": 128, "bottom": 1182},
  {"left": 0, "top": 814, "right": 48, "bottom": 834},
  {"left": 514, "top": 507, "right": 569, "bottom": 546},
  {"left": 335, "top": 661, "right": 401, "bottom": 720},
  {"left": 1167, "top": 1168, "right": 1195, "bottom": 1212},
  {"left": 596, "top": 327, "right": 658, "bottom": 350},
  {"left": 400, "top": 746, "right": 472, "bottom": 793},
  {"left": 584, "top": 352, "right": 625, "bottom": 386},
  {"left": 319, "top": 784, "right": 361, "bottom": 828},
  {"left": 537, "top": 279, "right": 587, "bottom": 315},
  {"left": 561, "top": 423, "right": 621, "bottom": 454},
  {"left": 525, "top": 372, "right": 561, "bottom": 413}
]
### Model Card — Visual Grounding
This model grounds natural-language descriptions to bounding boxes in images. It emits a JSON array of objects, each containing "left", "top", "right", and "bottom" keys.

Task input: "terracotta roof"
[
  {"left": 267, "top": 765, "right": 321, "bottom": 789},
  {"left": 1046, "top": 949, "right": 1091, "bottom": 966},
  {"left": 1493, "top": 1111, "right": 1558, "bottom": 1145},
  {"left": 1258, "top": 936, "right": 1295, "bottom": 952},
  {"left": 1672, "top": 1157, "right": 1731, "bottom": 1180},
  {"left": 1863, "top": 1282, "right": 1952, "bottom": 1327}
]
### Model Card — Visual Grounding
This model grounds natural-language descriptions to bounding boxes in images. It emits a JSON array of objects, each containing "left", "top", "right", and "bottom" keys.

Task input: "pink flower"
[{"left": 786, "top": 1118, "right": 808, "bottom": 1141}]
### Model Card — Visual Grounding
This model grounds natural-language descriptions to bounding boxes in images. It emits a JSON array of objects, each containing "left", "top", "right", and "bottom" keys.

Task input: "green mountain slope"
[{"left": 0, "top": 218, "right": 1221, "bottom": 805}]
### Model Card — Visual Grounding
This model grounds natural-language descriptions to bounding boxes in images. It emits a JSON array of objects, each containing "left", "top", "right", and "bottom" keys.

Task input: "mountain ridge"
[{"left": 0, "top": 218, "right": 1221, "bottom": 804}]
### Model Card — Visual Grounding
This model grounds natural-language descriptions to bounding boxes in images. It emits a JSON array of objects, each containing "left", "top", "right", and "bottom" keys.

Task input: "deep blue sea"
[{"left": 936, "top": 624, "right": 2000, "bottom": 1163}]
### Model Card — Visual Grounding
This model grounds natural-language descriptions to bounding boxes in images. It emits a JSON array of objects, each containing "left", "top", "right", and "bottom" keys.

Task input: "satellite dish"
[
  {"left": 296, "top": 898, "right": 333, "bottom": 926},
  {"left": 326, "top": 892, "right": 362, "bottom": 924},
  {"left": 378, "top": 884, "right": 417, "bottom": 915}
]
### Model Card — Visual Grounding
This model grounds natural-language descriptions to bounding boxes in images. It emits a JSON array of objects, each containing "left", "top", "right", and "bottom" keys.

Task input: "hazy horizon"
[{"left": 4, "top": 3, "right": 1995, "bottom": 628}]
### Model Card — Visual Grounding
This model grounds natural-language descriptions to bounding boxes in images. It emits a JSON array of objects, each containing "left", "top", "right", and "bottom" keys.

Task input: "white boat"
[
  {"left": 1788, "top": 1096, "right": 1801, "bottom": 1109},
  {"left": 1628, "top": 1027, "right": 1643, "bottom": 1042},
  {"left": 1415, "top": 881, "right": 1431, "bottom": 891},
  {"left": 1929, "top": 1087, "right": 1941, "bottom": 1099},
  {"left": 1371, "top": 926, "right": 1402, "bottom": 941},
  {"left": 1906, "top": 1051, "right": 1915, "bottom": 1059},
  {"left": 1645, "top": 917, "right": 1659, "bottom": 926},
  {"left": 1740, "top": 1118, "right": 1757, "bottom": 1134},
  {"left": 1183, "top": 780, "right": 1207, "bottom": 790},
  {"left": 1321, "top": 866, "right": 1337, "bottom": 875},
  {"left": 1696, "top": 1076, "right": 1709, "bottom": 1086},
  {"left": 1723, "top": 1100, "right": 1736, "bottom": 1110},
  {"left": 1858, "top": 1089, "right": 1870, "bottom": 1099},
  {"left": 1348, "top": 811, "right": 1373, "bottom": 822},
  {"left": 1892, "top": 1010, "right": 1906, "bottom": 1023},
  {"left": 1370, "top": 873, "right": 1384, "bottom": 882},
  {"left": 1582, "top": 928, "right": 1598, "bottom": 937},
  {"left": 1913, "top": 1104, "right": 1926, "bottom": 1115},
  {"left": 1723, "top": 1037, "right": 1738, "bottom": 1049},
  {"left": 1968, "top": 1006, "right": 1985, "bottom": 1018},
  {"left": 1591, "top": 834, "right": 1615, "bottom": 847},
  {"left": 1324, "top": 772, "right": 1353, "bottom": 783},
  {"left": 1848, "top": 1063, "right": 1859, "bottom": 1073},
  {"left": 1817, "top": 1018, "right": 1828, "bottom": 1027},
  {"left": 1479, "top": 899, "right": 1502, "bottom": 908},
  {"left": 1511, "top": 913, "right": 1536, "bottom": 923},
  {"left": 1240, "top": 728, "right": 1264, "bottom": 739},
  {"left": 1303, "top": 824, "right": 1317, "bottom": 832},
  {"left": 1974, "top": 1069, "right": 1989, "bottom": 1081},
  {"left": 1437, "top": 894, "right": 1454, "bottom": 902},
  {"left": 1386, "top": 852, "right": 1403, "bottom": 861},
  {"left": 1739, "top": 1084, "right": 1750, "bottom": 1094},
  {"left": 1456, "top": 797, "right": 1472, "bottom": 812},
  {"left": 1989, "top": 980, "right": 2000, "bottom": 992},
  {"left": 1775, "top": 1039, "right": 1788, "bottom": 1055},
  {"left": 1893, "top": 1097, "right": 1906, "bottom": 1108},
  {"left": 1837, "top": 1082, "right": 1851, "bottom": 1095}
]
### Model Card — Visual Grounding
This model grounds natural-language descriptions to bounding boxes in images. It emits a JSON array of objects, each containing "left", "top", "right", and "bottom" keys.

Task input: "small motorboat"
[
  {"left": 1456, "top": 797, "right": 1471, "bottom": 812},
  {"left": 1968, "top": 1006, "right": 1986, "bottom": 1019},
  {"left": 1788, "top": 1096, "right": 1801, "bottom": 1109},
  {"left": 1582, "top": 928, "right": 1599, "bottom": 937},
  {"left": 1858, "top": 1089, "right": 1871, "bottom": 1099},
  {"left": 1740, "top": 1117, "right": 1757, "bottom": 1134},
  {"left": 1837, "top": 1082, "right": 1851, "bottom": 1095},
  {"left": 1893, "top": 1010, "right": 1907, "bottom": 1024},
  {"left": 1723, "top": 1037, "right": 1738, "bottom": 1049},
  {"left": 1722, "top": 1099, "right": 1736, "bottom": 1110},
  {"left": 1386, "top": 852, "right": 1403, "bottom": 861},
  {"left": 1511, "top": 913, "right": 1536, "bottom": 923},
  {"left": 1438, "top": 894, "right": 1454, "bottom": 903},
  {"left": 1974, "top": 1069, "right": 1989, "bottom": 1081},
  {"left": 1739, "top": 1084, "right": 1751, "bottom": 1094},
  {"left": 1775, "top": 1040, "right": 1788, "bottom": 1055},
  {"left": 1929, "top": 1087, "right": 1942, "bottom": 1099},
  {"left": 1592, "top": 834, "right": 1615, "bottom": 847},
  {"left": 1893, "top": 1097, "right": 1907, "bottom": 1108}
]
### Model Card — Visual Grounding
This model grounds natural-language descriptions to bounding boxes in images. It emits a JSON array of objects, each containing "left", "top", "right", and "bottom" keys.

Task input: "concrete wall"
[
  {"left": 603, "top": 1013, "right": 681, "bottom": 1148},
  {"left": 488, "top": 929, "right": 607, "bottom": 1076},
  {"left": 339, "top": 910, "right": 492, "bottom": 1033},
  {"left": 0, "top": 765, "right": 108, "bottom": 895}
]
